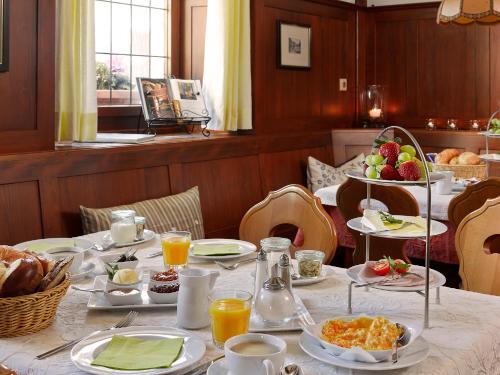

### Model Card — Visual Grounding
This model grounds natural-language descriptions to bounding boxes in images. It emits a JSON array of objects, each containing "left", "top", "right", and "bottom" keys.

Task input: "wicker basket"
[
  {"left": 0, "top": 274, "right": 70, "bottom": 337},
  {"left": 433, "top": 163, "right": 487, "bottom": 179}
]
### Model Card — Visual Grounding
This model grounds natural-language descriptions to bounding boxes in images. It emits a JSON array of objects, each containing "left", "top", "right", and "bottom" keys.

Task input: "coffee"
[{"left": 231, "top": 341, "right": 279, "bottom": 356}]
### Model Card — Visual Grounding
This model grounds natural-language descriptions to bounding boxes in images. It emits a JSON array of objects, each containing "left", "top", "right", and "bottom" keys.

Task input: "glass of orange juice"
[
  {"left": 209, "top": 290, "right": 252, "bottom": 349},
  {"left": 161, "top": 231, "right": 191, "bottom": 270}
]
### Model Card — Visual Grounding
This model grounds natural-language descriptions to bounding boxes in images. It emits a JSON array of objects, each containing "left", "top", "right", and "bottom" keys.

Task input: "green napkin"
[
  {"left": 26, "top": 240, "right": 75, "bottom": 253},
  {"left": 192, "top": 243, "right": 241, "bottom": 256},
  {"left": 91, "top": 335, "right": 184, "bottom": 371}
]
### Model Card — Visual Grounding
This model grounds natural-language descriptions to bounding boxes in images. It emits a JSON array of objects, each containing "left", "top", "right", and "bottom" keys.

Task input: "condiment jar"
[
  {"left": 110, "top": 210, "right": 136, "bottom": 244},
  {"left": 253, "top": 249, "right": 269, "bottom": 304},
  {"left": 260, "top": 237, "right": 291, "bottom": 277},
  {"left": 135, "top": 216, "right": 146, "bottom": 240},
  {"left": 295, "top": 250, "right": 324, "bottom": 279},
  {"left": 255, "top": 277, "right": 295, "bottom": 326}
]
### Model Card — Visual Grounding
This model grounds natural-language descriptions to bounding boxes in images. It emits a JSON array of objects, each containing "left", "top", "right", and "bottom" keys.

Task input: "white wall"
[{"left": 367, "top": 0, "right": 439, "bottom": 6}]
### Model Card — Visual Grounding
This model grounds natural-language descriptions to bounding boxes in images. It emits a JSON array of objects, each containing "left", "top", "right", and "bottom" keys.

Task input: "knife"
[
  {"left": 146, "top": 250, "right": 162, "bottom": 258},
  {"left": 179, "top": 355, "right": 224, "bottom": 375}
]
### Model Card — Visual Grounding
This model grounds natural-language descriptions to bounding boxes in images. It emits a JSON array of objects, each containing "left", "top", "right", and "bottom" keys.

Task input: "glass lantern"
[{"left": 361, "top": 85, "right": 385, "bottom": 127}]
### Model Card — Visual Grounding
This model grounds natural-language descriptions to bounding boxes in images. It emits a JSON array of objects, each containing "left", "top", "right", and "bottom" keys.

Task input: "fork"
[
  {"left": 214, "top": 257, "right": 256, "bottom": 270},
  {"left": 36, "top": 311, "right": 139, "bottom": 359}
]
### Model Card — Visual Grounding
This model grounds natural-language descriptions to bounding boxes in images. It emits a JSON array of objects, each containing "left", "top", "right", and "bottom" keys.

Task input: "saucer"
[
  {"left": 207, "top": 359, "right": 304, "bottom": 375},
  {"left": 70, "top": 262, "right": 96, "bottom": 281}
]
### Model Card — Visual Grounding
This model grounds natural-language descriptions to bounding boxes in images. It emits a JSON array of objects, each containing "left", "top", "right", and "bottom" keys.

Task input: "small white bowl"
[
  {"left": 147, "top": 283, "right": 179, "bottom": 304},
  {"left": 99, "top": 253, "right": 139, "bottom": 270},
  {"left": 148, "top": 269, "right": 179, "bottom": 287},
  {"left": 104, "top": 288, "right": 142, "bottom": 306},
  {"left": 44, "top": 247, "right": 85, "bottom": 274},
  {"left": 105, "top": 270, "right": 143, "bottom": 291}
]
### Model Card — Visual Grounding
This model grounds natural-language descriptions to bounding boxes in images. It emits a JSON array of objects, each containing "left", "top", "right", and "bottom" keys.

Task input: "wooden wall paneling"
[
  {"left": 169, "top": 156, "right": 263, "bottom": 239},
  {"left": 491, "top": 26, "right": 500, "bottom": 113},
  {"left": 180, "top": 0, "right": 207, "bottom": 80},
  {"left": 0, "top": 181, "right": 43, "bottom": 245},
  {"left": 0, "top": 0, "right": 54, "bottom": 153}
]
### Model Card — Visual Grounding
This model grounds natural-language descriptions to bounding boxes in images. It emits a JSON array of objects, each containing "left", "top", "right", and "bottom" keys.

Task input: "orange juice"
[
  {"left": 210, "top": 298, "right": 251, "bottom": 347},
  {"left": 161, "top": 232, "right": 191, "bottom": 268}
]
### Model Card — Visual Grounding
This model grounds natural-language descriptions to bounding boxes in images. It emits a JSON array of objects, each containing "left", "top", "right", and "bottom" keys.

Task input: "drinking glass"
[
  {"left": 209, "top": 290, "right": 252, "bottom": 349},
  {"left": 161, "top": 231, "right": 191, "bottom": 270},
  {"left": 110, "top": 210, "right": 136, "bottom": 245}
]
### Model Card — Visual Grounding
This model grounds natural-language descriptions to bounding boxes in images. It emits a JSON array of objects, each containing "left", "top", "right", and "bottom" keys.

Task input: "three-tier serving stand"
[
  {"left": 480, "top": 109, "right": 500, "bottom": 175},
  {"left": 345, "top": 126, "right": 447, "bottom": 329}
]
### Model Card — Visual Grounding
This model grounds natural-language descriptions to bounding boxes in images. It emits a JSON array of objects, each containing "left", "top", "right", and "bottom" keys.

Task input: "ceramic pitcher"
[{"left": 176, "top": 268, "right": 219, "bottom": 329}]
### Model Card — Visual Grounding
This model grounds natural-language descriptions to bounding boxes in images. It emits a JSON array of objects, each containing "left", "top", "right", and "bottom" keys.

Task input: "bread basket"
[
  {"left": 433, "top": 163, "right": 487, "bottom": 179},
  {"left": 0, "top": 273, "right": 70, "bottom": 337}
]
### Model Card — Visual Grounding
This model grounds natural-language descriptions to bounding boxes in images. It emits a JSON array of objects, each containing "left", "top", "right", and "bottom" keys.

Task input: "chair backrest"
[
  {"left": 336, "top": 178, "right": 420, "bottom": 265},
  {"left": 239, "top": 184, "right": 337, "bottom": 264},
  {"left": 455, "top": 196, "right": 500, "bottom": 296},
  {"left": 448, "top": 177, "right": 500, "bottom": 228}
]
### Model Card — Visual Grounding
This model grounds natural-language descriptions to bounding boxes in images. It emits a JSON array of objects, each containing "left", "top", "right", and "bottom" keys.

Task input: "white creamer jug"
[{"left": 176, "top": 268, "right": 219, "bottom": 329}]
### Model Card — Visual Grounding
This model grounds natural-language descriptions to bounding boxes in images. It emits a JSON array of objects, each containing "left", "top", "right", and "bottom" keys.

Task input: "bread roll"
[
  {"left": 0, "top": 246, "right": 25, "bottom": 264},
  {"left": 458, "top": 152, "right": 480, "bottom": 165},
  {"left": 0, "top": 258, "right": 44, "bottom": 297},
  {"left": 449, "top": 156, "right": 459, "bottom": 165},
  {"left": 436, "top": 149, "right": 460, "bottom": 164},
  {"left": 38, "top": 257, "right": 72, "bottom": 292}
]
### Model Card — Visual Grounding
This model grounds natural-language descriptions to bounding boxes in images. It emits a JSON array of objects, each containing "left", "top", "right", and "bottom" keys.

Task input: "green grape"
[
  {"left": 398, "top": 152, "right": 412, "bottom": 162},
  {"left": 400, "top": 145, "right": 416, "bottom": 157},
  {"left": 372, "top": 154, "right": 385, "bottom": 165},
  {"left": 426, "top": 161, "right": 433, "bottom": 172},
  {"left": 376, "top": 164, "right": 385, "bottom": 172},
  {"left": 365, "top": 166, "right": 378, "bottom": 179},
  {"left": 365, "top": 155, "right": 375, "bottom": 166},
  {"left": 495, "top": 129, "right": 500, "bottom": 135}
]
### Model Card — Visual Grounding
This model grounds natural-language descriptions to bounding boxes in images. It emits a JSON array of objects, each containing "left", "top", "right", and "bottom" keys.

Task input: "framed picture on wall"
[
  {"left": 0, "top": 0, "right": 8, "bottom": 72},
  {"left": 277, "top": 21, "right": 311, "bottom": 69}
]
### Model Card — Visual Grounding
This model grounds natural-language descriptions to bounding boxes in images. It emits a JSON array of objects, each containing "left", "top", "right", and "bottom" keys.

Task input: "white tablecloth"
[
  {"left": 315, "top": 184, "right": 456, "bottom": 221},
  {"left": 2, "top": 233, "right": 500, "bottom": 374}
]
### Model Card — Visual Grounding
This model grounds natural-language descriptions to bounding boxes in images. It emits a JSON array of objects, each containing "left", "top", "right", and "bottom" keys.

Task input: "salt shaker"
[
  {"left": 254, "top": 249, "right": 268, "bottom": 302},
  {"left": 278, "top": 254, "right": 292, "bottom": 295},
  {"left": 255, "top": 277, "right": 295, "bottom": 326}
]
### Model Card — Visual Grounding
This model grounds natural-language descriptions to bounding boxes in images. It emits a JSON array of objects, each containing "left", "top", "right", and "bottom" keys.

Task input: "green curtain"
[
  {"left": 56, "top": 0, "right": 97, "bottom": 141},
  {"left": 203, "top": 0, "right": 252, "bottom": 131}
]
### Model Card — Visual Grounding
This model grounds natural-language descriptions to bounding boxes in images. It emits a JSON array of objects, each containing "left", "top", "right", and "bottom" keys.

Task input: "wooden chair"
[
  {"left": 448, "top": 177, "right": 500, "bottom": 228},
  {"left": 455, "top": 196, "right": 500, "bottom": 295},
  {"left": 239, "top": 184, "right": 337, "bottom": 264},
  {"left": 336, "top": 178, "right": 420, "bottom": 265}
]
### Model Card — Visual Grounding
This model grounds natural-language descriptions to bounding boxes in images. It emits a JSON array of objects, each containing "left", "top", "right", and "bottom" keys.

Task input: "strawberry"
[
  {"left": 397, "top": 160, "right": 421, "bottom": 181},
  {"left": 378, "top": 142, "right": 400, "bottom": 166},
  {"left": 380, "top": 164, "right": 402, "bottom": 180}
]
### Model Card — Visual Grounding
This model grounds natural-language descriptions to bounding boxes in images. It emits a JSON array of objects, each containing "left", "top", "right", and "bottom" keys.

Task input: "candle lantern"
[
  {"left": 447, "top": 119, "right": 458, "bottom": 131},
  {"left": 470, "top": 119, "right": 480, "bottom": 131},
  {"left": 360, "top": 85, "right": 385, "bottom": 127},
  {"left": 426, "top": 118, "right": 436, "bottom": 131}
]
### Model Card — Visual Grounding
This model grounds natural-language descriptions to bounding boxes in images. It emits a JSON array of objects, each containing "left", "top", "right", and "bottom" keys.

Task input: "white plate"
[
  {"left": 71, "top": 326, "right": 206, "bottom": 375},
  {"left": 249, "top": 294, "right": 314, "bottom": 332},
  {"left": 346, "top": 264, "right": 446, "bottom": 292},
  {"left": 347, "top": 216, "right": 448, "bottom": 239},
  {"left": 299, "top": 332, "right": 429, "bottom": 371},
  {"left": 251, "top": 268, "right": 331, "bottom": 286},
  {"left": 103, "top": 229, "right": 156, "bottom": 248},
  {"left": 480, "top": 131, "right": 500, "bottom": 138},
  {"left": 345, "top": 170, "right": 445, "bottom": 186},
  {"left": 86, "top": 275, "right": 177, "bottom": 310},
  {"left": 71, "top": 262, "right": 96, "bottom": 281},
  {"left": 188, "top": 239, "right": 257, "bottom": 261},
  {"left": 480, "top": 153, "right": 500, "bottom": 162},
  {"left": 14, "top": 237, "right": 94, "bottom": 253}
]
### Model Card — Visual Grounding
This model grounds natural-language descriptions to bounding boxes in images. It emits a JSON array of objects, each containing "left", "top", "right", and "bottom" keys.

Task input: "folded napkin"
[
  {"left": 192, "top": 243, "right": 241, "bottom": 256},
  {"left": 337, "top": 346, "right": 380, "bottom": 363},
  {"left": 26, "top": 240, "right": 75, "bottom": 253},
  {"left": 360, "top": 262, "right": 434, "bottom": 287},
  {"left": 91, "top": 335, "right": 184, "bottom": 370}
]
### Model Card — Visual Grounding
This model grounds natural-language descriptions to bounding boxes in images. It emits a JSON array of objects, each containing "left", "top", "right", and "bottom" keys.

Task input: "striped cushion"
[{"left": 80, "top": 186, "right": 205, "bottom": 239}]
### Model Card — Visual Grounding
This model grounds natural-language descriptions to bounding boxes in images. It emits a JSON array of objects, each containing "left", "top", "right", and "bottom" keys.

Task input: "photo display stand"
[
  {"left": 139, "top": 108, "right": 211, "bottom": 137},
  {"left": 345, "top": 126, "right": 446, "bottom": 329}
]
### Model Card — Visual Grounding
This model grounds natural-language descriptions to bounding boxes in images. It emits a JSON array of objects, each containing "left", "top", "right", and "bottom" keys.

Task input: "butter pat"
[{"left": 113, "top": 269, "right": 139, "bottom": 284}]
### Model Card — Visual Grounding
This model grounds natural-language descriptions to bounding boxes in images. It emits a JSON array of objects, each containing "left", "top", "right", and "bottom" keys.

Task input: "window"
[{"left": 95, "top": 0, "right": 171, "bottom": 106}]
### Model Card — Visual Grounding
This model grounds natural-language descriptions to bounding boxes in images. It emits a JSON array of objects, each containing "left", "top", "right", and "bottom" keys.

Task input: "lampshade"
[{"left": 437, "top": 0, "right": 499, "bottom": 24}]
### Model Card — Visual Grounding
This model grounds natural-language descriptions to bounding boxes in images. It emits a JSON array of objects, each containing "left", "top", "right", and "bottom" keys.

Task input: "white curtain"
[
  {"left": 203, "top": 0, "right": 252, "bottom": 131},
  {"left": 56, "top": 0, "right": 97, "bottom": 141}
]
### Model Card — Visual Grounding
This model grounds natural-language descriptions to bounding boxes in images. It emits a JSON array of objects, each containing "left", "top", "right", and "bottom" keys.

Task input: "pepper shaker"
[
  {"left": 278, "top": 254, "right": 293, "bottom": 295},
  {"left": 254, "top": 249, "right": 269, "bottom": 302}
]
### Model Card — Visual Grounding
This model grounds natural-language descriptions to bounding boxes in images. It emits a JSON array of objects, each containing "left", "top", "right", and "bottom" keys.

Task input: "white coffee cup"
[
  {"left": 225, "top": 333, "right": 286, "bottom": 375},
  {"left": 44, "top": 247, "right": 85, "bottom": 274},
  {"left": 436, "top": 170, "right": 454, "bottom": 195}
]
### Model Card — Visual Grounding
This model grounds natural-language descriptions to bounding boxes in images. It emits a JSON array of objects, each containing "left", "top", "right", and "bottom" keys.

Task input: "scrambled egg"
[{"left": 321, "top": 316, "right": 401, "bottom": 350}]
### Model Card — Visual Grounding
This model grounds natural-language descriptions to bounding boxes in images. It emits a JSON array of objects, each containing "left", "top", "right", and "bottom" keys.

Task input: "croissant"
[{"left": 436, "top": 149, "right": 460, "bottom": 164}]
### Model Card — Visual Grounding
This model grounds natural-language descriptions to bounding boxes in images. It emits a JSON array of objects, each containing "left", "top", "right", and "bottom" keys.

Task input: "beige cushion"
[
  {"left": 80, "top": 186, "right": 205, "bottom": 239},
  {"left": 307, "top": 154, "right": 365, "bottom": 193}
]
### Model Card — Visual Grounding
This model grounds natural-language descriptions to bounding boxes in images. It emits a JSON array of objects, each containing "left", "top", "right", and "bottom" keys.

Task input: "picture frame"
[
  {"left": 276, "top": 21, "right": 311, "bottom": 69},
  {"left": 0, "top": 0, "right": 9, "bottom": 72}
]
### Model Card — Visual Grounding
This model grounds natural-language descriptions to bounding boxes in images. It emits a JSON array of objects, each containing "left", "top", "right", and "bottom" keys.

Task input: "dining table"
[{"left": 1, "top": 231, "right": 500, "bottom": 375}]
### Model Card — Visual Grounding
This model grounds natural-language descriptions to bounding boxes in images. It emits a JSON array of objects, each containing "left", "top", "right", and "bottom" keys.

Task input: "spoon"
[
  {"left": 71, "top": 285, "right": 104, "bottom": 293},
  {"left": 281, "top": 363, "right": 301, "bottom": 375},
  {"left": 391, "top": 323, "right": 409, "bottom": 363}
]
